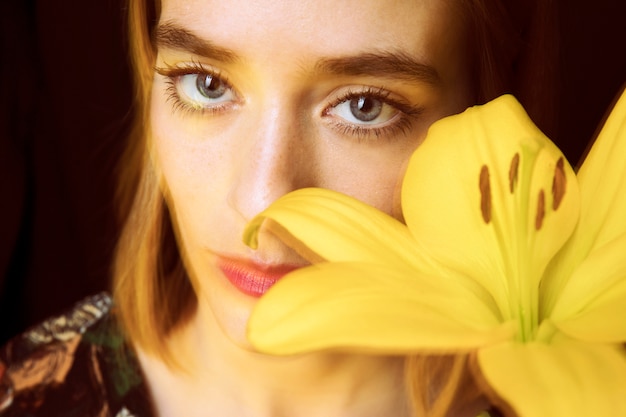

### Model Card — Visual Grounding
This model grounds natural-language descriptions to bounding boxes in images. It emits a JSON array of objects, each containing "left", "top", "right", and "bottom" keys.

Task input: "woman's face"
[{"left": 151, "top": 0, "right": 473, "bottom": 347}]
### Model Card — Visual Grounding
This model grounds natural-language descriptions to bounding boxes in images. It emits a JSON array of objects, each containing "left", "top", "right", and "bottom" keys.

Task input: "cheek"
[
  {"left": 315, "top": 139, "right": 418, "bottom": 220},
  {"left": 351, "top": 168, "right": 406, "bottom": 220},
  {"left": 150, "top": 102, "right": 222, "bottom": 240},
  {"left": 151, "top": 110, "right": 199, "bottom": 207}
]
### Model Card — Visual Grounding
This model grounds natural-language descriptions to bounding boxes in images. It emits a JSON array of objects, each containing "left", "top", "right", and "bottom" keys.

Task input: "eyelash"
[
  {"left": 324, "top": 87, "right": 423, "bottom": 141},
  {"left": 154, "top": 62, "right": 423, "bottom": 140}
]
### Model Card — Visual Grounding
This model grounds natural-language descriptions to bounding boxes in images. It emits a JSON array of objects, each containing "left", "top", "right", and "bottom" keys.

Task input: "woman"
[{"left": 0, "top": 0, "right": 557, "bottom": 415}]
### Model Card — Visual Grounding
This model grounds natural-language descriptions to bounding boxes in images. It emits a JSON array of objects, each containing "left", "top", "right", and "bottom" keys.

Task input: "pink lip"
[{"left": 216, "top": 256, "right": 303, "bottom": 297}]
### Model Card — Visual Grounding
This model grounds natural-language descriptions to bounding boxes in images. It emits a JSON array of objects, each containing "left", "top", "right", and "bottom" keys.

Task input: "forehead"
[{"left": 158, "top": 0, "right": 461, "bottom": 66}]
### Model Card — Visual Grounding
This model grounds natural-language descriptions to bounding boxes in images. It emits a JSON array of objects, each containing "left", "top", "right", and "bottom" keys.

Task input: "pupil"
[
  {"left": 196, "top": 74, "right": 226, "bottom": 99},
  {"left": 350, "top": 96, "right": 382, "bottom": 122}
]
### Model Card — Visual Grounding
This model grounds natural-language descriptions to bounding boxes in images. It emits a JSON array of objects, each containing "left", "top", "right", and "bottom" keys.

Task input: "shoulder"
[{"left": 0, "top": 293, "right": 154, "bottom": 417}]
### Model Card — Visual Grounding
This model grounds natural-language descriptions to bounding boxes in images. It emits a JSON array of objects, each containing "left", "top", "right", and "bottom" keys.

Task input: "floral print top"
[{"left": 0, "top": 293, "right": 154, "bottom": 416}]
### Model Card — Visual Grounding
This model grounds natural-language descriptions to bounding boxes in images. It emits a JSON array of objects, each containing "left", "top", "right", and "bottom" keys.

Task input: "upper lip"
[{"left": 217, "top": 255, "right": 308, "bottom": 278}]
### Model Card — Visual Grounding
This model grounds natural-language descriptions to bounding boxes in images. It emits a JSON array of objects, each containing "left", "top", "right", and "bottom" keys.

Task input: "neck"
[{"left": 138, "top": 302, "right": 411, "bottom": 417}]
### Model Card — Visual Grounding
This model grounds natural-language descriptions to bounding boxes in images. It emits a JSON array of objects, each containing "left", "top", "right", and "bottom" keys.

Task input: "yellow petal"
[
  {"left": 244, "top": 188, "right": 430, "bottom": 267},
  {"left": 478, "top": 339, "right": 626, "bottom": 417},
  {"left": 403, "top": 96, "right": 579, "bottom": 335},
  {"left": 248, "top": 262, "right": 513, "bottom": 355},
  {"left": 575, "top": 88, "right": 626, "bottom": 253},
  {"left": 542, "top": 89, "right": 626, "bottom": 316},
  {"left": 551, "top": 233, "right": 626, "bottom": 342}
]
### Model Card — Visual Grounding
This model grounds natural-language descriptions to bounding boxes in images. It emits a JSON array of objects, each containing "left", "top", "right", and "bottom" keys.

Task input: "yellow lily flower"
[{"left": 244, "top": 91, "right": 626, "bottom": 416}]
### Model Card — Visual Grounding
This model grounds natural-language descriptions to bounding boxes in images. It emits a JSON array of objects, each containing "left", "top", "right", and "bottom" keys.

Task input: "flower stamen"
[
  {"left": 509, "top": 153, "right": 520, "bottom": 193},
  {"left": 552, "top": 157, "right": 566, "bottom": 210},
  {"left": 480, "top": 165, "right": 492, "bottom": 224}
]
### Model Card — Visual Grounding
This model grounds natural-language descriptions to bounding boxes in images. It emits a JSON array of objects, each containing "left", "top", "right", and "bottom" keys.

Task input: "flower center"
[{"left": 479, "top": 152, "right": 569, "bottom": 342}]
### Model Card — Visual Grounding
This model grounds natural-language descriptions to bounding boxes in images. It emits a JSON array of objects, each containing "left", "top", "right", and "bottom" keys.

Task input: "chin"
[{"left": 196, "top": 276, "right": 264, "bottom": 353}]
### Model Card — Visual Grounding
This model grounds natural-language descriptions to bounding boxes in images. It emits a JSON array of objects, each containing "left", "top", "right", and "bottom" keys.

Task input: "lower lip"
[{"left": 216, "top": 257, "right": 300, "bottom": 297}]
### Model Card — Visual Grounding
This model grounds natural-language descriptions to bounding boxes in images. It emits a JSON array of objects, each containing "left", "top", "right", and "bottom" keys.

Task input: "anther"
[
  {"left": 479, "top": 165, "right": 491, "bottom": 224},
  {"left": 552, "top": 157, "right": 566, "bottom": 210},
  {"left": 509, "top": 153, "right": 520, "bottom": 193}
]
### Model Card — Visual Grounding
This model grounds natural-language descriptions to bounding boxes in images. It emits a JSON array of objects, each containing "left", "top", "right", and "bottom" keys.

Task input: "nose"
[{"left": 228, "top": 102, "right": 313, "bottom": 222}]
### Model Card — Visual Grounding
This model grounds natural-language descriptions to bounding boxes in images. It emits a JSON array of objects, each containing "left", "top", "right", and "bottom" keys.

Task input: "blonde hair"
[
  {"left": 113, "top": 0, "right": 557, "bottom": 412},
  {"left": 114, "top": 0, "right": 196, "bottom": 363}
]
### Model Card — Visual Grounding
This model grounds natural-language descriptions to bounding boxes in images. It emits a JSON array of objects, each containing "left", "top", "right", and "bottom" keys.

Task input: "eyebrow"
[
  {"left": 314, "top": 52, "right": 440, "bottom": 86},
  {"left": 154, "top": 22, "right": 239, "bottom": 63},
  {"left": 154, "top": 22, "right": 440, "bottom": 85}
]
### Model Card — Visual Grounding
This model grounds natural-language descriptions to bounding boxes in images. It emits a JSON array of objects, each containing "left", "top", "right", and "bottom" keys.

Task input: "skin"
[{"left": 140, "top": 0, "right": 476, "bottom": 415}]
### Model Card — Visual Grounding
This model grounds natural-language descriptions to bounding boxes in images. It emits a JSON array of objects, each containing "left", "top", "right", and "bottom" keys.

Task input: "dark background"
[
  {"left": 0, "top": 0, "right": 133, "bottom": 342},
  {"left": 1, "top": 1, "right": 626, "bottom": 344}
]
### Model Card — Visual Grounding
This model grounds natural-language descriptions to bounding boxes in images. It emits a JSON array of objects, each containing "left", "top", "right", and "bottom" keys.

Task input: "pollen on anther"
[
  {"left": 509, "top": 153, "right": 520, "bottom": 193},
  {"left": 479, "top": 165, "right": 491, "bottom": 224},
  {"left": 552, "top": 157, "right": 566, "bottom": 210},
  {"left": 535, "top": 190, "right": 545, "bottom": 230}
]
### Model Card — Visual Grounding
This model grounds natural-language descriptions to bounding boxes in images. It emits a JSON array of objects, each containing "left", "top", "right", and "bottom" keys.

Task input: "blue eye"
[
  {"left": 195, "top": 73, "right": 228, "bottom": 99},
  {"left": 322, "top": 87, "right": 424, "bottom": 141},
  {"left": 155, "top": 62, "right": 238, "bottom": 114},
  {"left": 176, "top": 73, "right": 236, "bottom": 109},
  {"left": 329, "top": 93, "right": 399, "bottom": 125},
  {"left": 349, "top": 96, "right": 384, "bottom": 121}
]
